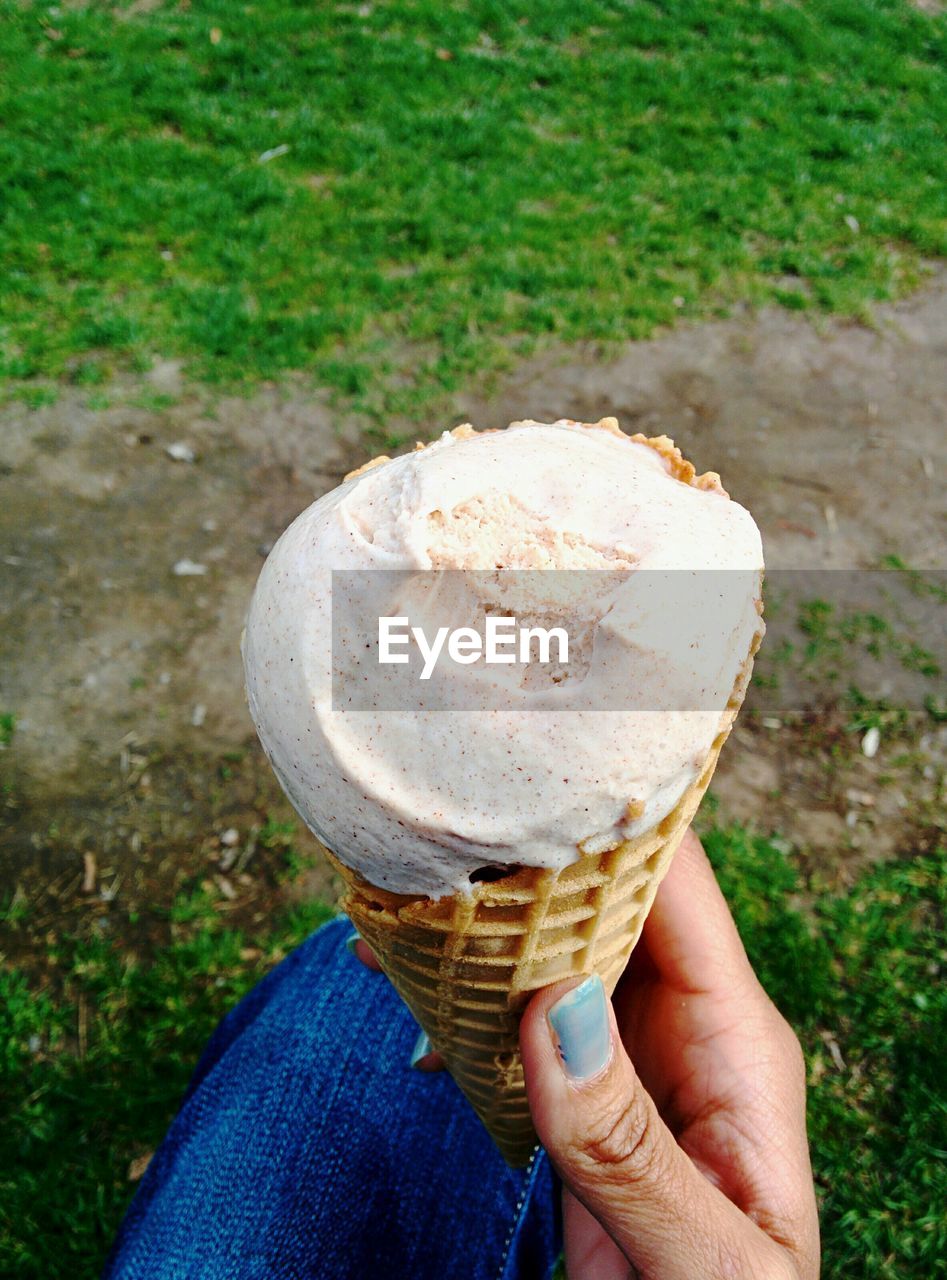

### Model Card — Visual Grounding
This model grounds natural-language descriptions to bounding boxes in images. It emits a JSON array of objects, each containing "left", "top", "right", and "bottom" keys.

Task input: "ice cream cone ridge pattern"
[{"left": 328, "top": 643, "right": 758, "bottom": 1167}]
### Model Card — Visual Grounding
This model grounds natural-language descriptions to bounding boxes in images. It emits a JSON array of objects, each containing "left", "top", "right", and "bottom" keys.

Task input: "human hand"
[
  {"left": 522, "top": 828, "right": 819, "bottom": 1279},
  {"left": 349, "top": 828, "right": 819, "bottom": 1279}
]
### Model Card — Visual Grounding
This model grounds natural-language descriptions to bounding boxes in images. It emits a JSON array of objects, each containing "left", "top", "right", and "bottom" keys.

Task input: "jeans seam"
[{"left": 495, "top": 1145, "right": 544, "bottom": 1280}]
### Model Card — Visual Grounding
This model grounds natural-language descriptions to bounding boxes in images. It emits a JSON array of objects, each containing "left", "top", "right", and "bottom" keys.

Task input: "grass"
[
  {"left": 703, "top": 829, "right": 947, "bottom": 1279},
  {"left": 796, "top": 599, "right": 941, "bottom": 679},
  {"left": 2, "top": 0, "right": 945, "bottom": 427},
  {"left": 2, "top": 829, "right": 944, "bottom": 1278},
  {"left": 752, "top": 570, "right": 946, "bottom": 708},
  {"left": 0, "top": 892, "right": 336, "bottom": 1275}
]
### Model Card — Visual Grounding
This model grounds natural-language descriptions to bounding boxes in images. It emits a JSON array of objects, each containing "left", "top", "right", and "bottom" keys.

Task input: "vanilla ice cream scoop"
[{"left": 242, "top": 418, "right": 764, "bottom": 897}]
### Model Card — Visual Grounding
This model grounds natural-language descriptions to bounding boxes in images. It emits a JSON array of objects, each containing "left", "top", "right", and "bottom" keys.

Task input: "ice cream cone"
[
  {"left": 328, "top": 640, "right": 758, "bottom": 1167},
  {"left": 244, "top": 418, "right": 765, "bottom": 1164}
]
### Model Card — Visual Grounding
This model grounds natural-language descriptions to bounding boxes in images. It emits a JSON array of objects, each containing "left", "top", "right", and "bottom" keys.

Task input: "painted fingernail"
[
  {"left": 344, "top": 932, "right": 360, "bottom": 956},
  {"left": 410, "top": 1029, "right": 432, "bottom": 1068},
  {"left": 548, "top": 975, "right": 611, "bottom": 1081}
]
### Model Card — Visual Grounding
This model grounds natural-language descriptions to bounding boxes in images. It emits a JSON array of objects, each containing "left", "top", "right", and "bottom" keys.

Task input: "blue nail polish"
[
  {"left": 548, "top": 975, "right": 611, "bottom": 1081},
  {"left": 410, "top": 1029, "right": 432, "bottom": 1068},
  {"left": 344, "top": 932, "right": 360, "bottom": 956}
]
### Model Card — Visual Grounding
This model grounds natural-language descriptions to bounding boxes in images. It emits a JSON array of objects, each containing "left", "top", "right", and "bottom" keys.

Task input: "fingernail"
[
  {"left": 548, "top": 975, "right": 611, "bottom": 1081},
  {"left": 410, "top": 1029, "right": 432, "bottom": 1068},
  {"left": 344, "top": 931, "right": 360, "bottom": 956}
]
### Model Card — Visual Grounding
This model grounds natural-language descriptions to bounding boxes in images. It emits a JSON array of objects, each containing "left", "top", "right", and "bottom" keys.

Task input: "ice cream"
[{"left": 242, "top": 418, "right": 764, "bottom": 899}]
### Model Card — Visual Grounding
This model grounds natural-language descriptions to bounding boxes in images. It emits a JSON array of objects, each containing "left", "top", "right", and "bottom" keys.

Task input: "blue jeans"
[{"left": 104, "top": 916, "right": 562, "bottom": 1279}]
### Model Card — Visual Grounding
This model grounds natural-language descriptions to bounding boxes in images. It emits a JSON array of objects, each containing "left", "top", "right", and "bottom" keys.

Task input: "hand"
[
  {"left": 523, "top": 828, "right": 819, "bottom": 1279},
  {"left": 350, "top": 828, "right": 820, "bottom": 1280}
]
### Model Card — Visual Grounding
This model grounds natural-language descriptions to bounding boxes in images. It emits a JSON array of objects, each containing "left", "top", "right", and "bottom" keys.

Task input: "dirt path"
[
  {"left": 462, "top": 273, "right": 946, "bottom": 570},
  {"left": 2, "top": 277, "right": 945, "bottom": 967}
]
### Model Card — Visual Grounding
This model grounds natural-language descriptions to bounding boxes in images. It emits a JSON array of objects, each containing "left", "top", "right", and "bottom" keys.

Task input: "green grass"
[
  {"left": 796, "top": 599, "right": 941, "bottom": 679},
  {"left": 2, "top": 832, "right": 944, "bottom": 1278},
  {"left": 704, "top": 829, "right": 947, "bottom": 1279},
  {"left": 753, "top": 572, "right": 946, "bottom": 703},
  {"left": 2, "top": 0, "right": 945, "bottom": 425},
  {"left": 0, "top": 894, "right": 335, "bottom": 1275}
]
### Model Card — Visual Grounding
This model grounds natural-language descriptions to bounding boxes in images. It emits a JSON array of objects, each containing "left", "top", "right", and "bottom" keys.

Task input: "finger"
[
  {"left": 409, "top": 1029, "right": 446, "bottom": 1072},
  {"left": 628, "top": 832, "right": 820, "bottom": 1276},
  {"left": 344, "top": 932, "right": 383, "bottom": 972},
  {"left": 353, "top": 938, "right": 383, "bottom": 971},
  {"left": 345, "top": 933, "right": 447, "bottom": 1072},
  {"left": 640, "top": 828, "right": 762, "bottom": 999},
  {"left": 562, "top": 1187, "right": 633, "bottom": 1280},
  {"left": 412, "top": 1051, "right": 446, "bottom": 1072},
  {"left": 521, "top": 975, "right": 788, "bottom": 1280}
]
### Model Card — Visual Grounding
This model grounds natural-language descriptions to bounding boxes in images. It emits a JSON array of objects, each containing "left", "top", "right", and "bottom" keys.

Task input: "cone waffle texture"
[
  {"left": 328, "top": 646, "right": 757, "bottom": 1166},
  {"left": 326, "top": 424, "right": 762, "bottom": 1165}
]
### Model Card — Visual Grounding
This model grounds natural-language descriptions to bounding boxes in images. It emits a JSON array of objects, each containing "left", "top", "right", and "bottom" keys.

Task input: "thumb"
[{"left": 520, "top": 976, "right": 784, "bottom": 1280}]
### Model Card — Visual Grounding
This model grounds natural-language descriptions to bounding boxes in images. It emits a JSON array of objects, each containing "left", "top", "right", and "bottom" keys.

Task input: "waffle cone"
[
  {"left": 328, "top": 646, "right": 756, "bottom": 1166},
  {"left": 325, "top": 422, "right": 762, "bottom": 1165}
]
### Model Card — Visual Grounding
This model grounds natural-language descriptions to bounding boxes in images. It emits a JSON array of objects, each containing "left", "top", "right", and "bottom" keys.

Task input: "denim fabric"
[{"left": 104, "top": 916, "right": 561, "bottom": 1279}]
